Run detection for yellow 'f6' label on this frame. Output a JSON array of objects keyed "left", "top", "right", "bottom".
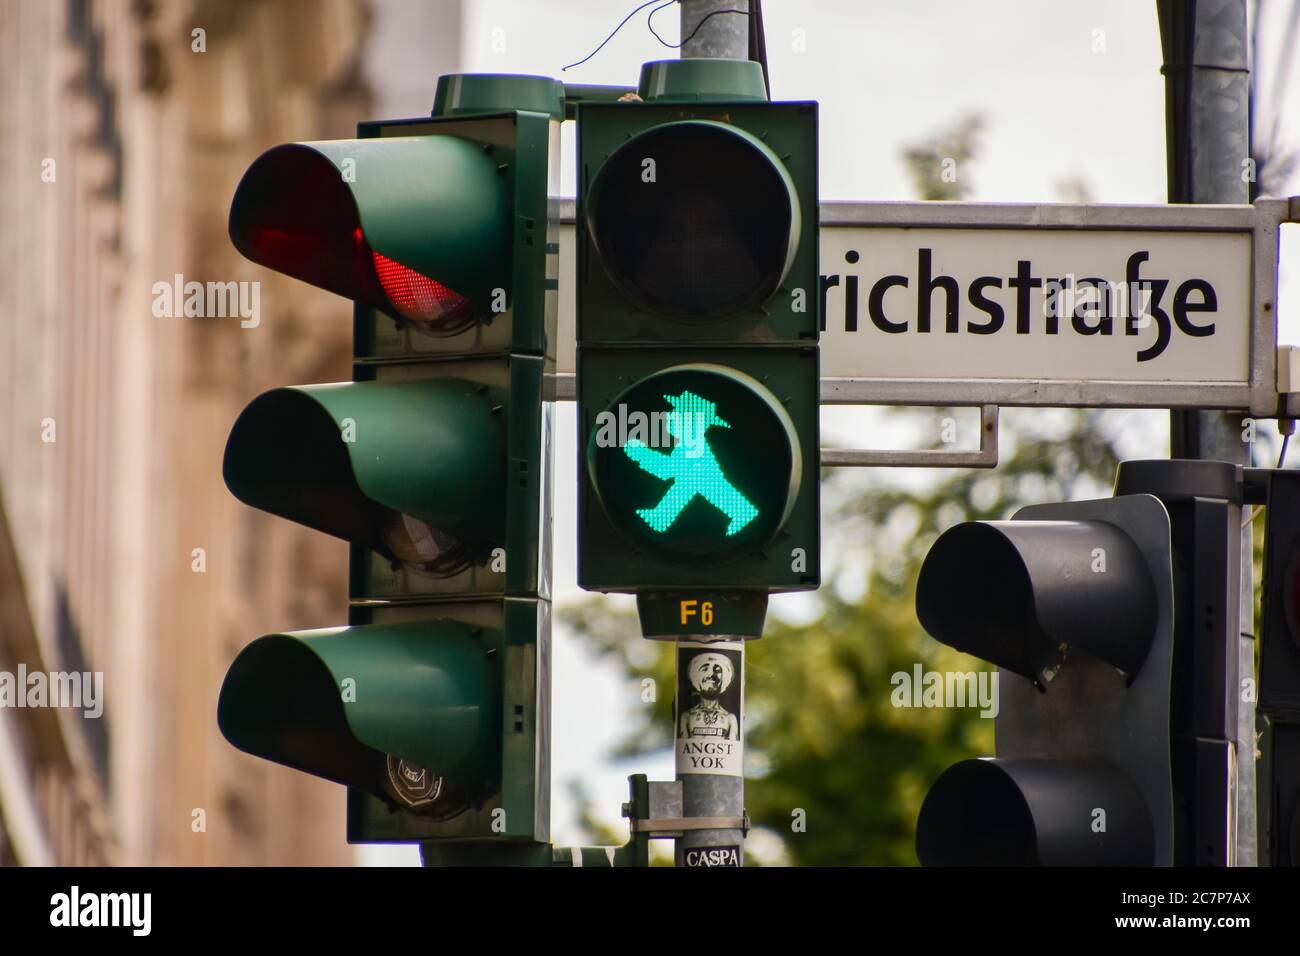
[{"left": 680, "top": 600, "right": 715, "bottom": 626}]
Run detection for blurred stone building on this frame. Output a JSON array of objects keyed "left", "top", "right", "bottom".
[{"left": 0, "top": 0, "right": 379, "bottom": 865}]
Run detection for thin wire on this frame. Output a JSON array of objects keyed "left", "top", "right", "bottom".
[
  {"left": 749, "top": 0, "right": 770, "bottom": 98},
  {"left": 645, "top": 0, "right": 679, "bottom": 47},
  {"left": 649, "top": 2, "right": 752, "bottom": 49},
  {"left": 562, "top": 0, "right": 665, "bottom": 72}
]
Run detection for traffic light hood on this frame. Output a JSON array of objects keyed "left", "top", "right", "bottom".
[
  {"left": 228, "top": 136, "right": 512, "bottom": 332},
  {"left": 222, "top": 379, "right": 506, "bottom": 575},
  {"left": 217, "top": 621, "right": 501, "bottom": 809},
  {"left": 586, "top": 120, "right": 800, "bottom": 321},
  {"left": 916, "top": 519, "right": 1158, "bottom": 685},
  {"left": 916, "top": 758, "right": 1155, "bottom": 866}
]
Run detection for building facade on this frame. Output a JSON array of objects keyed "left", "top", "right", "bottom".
[{"left": 0, "top": 0, "right": 376, "bottom": 865}]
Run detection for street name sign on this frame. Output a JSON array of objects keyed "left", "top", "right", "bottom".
[{"left": 555, "top": 197, "right": 1296, "bottom": 417}]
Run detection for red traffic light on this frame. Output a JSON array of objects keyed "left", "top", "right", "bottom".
[{"left": 228, "top": 137, "right": 511, "bottom": 334}]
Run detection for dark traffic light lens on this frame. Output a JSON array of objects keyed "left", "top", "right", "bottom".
[
  {"left": 1283, "top": 552, "right": 1300, "bottom": 650},
  {"left": 587, "top": 121, "right": 799, "bottom": 321},
  {"left": 587, "top": 364, "right": 800, "bottom": 564},
  {"left": 916, "top": 758, "right": 1155, "bottom": 866}
]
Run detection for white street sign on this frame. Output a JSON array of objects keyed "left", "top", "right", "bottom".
[{"left": 819, "top": 227, "right": 1247, "bottom": 382}]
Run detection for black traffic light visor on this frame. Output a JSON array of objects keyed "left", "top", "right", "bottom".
[
  {"left": 916, "top": 758, "right": 1155, "bottom": 866},
  {"left": 916, "top": 519, "right": 1157, "bottom": 685}
]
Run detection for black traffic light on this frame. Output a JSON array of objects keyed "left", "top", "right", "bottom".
[
  {"left": 1259, "top": 468, "right": 1300, "bottom": 866},
  {"left": 914, "top": 492, "right": 1177, "bottom": 865},
  {"left": 576, "top": 58, "right": 819, "bottom": 634},
  {"left": 216, "top": 73, "right": 563, "bottom": 849}
]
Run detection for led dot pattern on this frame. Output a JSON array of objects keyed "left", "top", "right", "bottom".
[
  {"left": 588, "top": 365, "right": 799, "bottom": 565},
  {"left": 622, "top": 390, "right": 758, "bottom": 536},
  {"left": 372, "top": 248, "right": 473, "bottom": 329}
]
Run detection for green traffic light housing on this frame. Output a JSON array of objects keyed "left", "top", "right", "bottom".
[
  {"left": 223, "top": 353, "right": 547, "bottom": 601},
  {"left": 576, "top": 64, "right": 820, "bottom": 598},
  {"left": 218, "top": 81, "right": 560, "bottom": 853},
  {"left": 218, "top": 619, "right": 500, "bottom": 816}
]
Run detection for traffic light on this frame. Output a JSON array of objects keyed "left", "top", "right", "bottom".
[
  {"left": 576, "top": 58, "right": 820, "bottom": 616},
  {"left": 1258, "top": 468, "right": 1300, "bottom": 866},
  {"left": 913, "top": 492, "right": 1177, "bottom": 866},
  {"left": 216, "top": 73, "right": 563, "bottom": 848}
]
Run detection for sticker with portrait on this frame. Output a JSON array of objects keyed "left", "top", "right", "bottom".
[{"left": 675, "top": 641, "right": 743, "bottom": 776}]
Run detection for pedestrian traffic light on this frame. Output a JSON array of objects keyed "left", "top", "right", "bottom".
[
  {"left": 913, "top": 492, "right": 1177, "bottom": 866},
  {"left": 1258, "top": 468, "right": 1300, "bottom": 866},
  {"left": 576, "top": 59, "right": 819, "bottom": 606},
  {"left": 216, "top": 73, "right": 563, "bottom": 847}
]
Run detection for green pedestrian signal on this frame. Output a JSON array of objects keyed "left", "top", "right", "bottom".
[
  {"left": 624, "top": 389, "right": 758, "bottom": 537},
  {"left": 588, "top": 364, "right": 800, "bottom": 565}
]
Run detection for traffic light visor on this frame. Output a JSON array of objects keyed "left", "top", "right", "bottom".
[
  {"left": 587, "top": 120, "right": 799, "bottom": 320},
  {"left": 916, "top": 758, "right": 1154, "bottom": 866},
  {"left": 229, "top": 137, "right": 512, "bottom": 333},
  {"left": 916, "top": 519, "right": 1157, "bottom": 685},
  {"left": 222, "top": 380, "right": 507, "bottom": 575},
  {"left": 218, "top": 622, "right": 501, "bottom": 810}
]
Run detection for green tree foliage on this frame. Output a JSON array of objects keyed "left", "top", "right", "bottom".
[{"left": 900, "top": 113, "right": 983, "bottom": 200}]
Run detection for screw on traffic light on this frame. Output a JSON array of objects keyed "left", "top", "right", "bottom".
[
  {"left": 215, "top": 74, "right": 564, "bottom": 852},
  {"left": 1258, "top": 467, "right": 1300, "bottom": 866},
  {"left": 914, "top": 491, "right": 1177, "bottom": 866},
  {"left": 576, "top": 58, "right": 820, "bottom": 636}
]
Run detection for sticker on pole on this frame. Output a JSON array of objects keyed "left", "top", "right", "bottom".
[
  {"left": 675, "top": 641, "right": 744, "bottom": 776},
  {"left": 683, "top": 844, "right": 742, "bottom": 868}
]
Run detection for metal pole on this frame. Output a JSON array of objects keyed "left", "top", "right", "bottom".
[
  {"left": 674, "top": 639, "right": 746, "bottom": 867},
  {"left": 680, "top": 0, "right": 749, "bottom": 59},
  {"left": 1158, "top": 0, "right": 1255, "bottom": 865},
  {"left": 670, "top": 2, "right": 750, "bottom": 868}
]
